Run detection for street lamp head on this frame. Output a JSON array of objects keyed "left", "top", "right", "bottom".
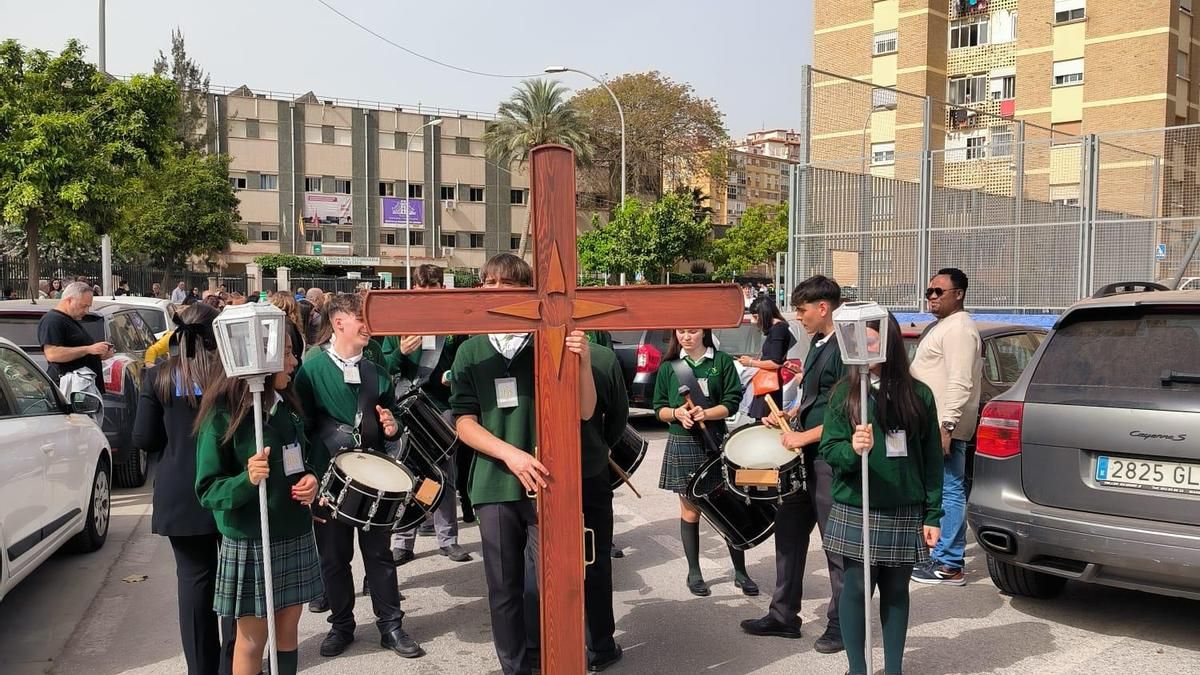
[
  {"left": 544, "top": 65, "right": 569, "bottom": 74},
  {"left": 427, "top": 118, "right": 443, "bottom": 127}
]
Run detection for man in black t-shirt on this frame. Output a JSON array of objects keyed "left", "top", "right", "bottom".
[{"left": 38, "top": 281, "right": 112, "bottom": 383}]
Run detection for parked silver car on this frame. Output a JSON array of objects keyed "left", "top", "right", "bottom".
[{"left": 967, "top": 284, "right": 1200, "bottom": 600}]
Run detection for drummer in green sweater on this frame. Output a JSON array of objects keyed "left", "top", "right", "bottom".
[
  {"left": 449, "top": 253, "right": 608, "bottom": 675},
  {"left": 194, "top": 332, "right": 321, "bottom": 675}
]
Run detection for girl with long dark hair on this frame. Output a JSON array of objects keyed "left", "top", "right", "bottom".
[
  {"left": 132, "top": 302, "right": 235, "bottom": 674},
  {"left": 819, "top": 313, "right": 943, "bottom": 675},
  {"left": 652, "top": 328, "right": 759, "bottom": 597},
  {"left": 740, "top": 296, "right": 796, "bottom": 420}
]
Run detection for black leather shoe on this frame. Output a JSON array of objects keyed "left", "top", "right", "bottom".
[
  {"left": 440, "top": 544, "right": 473, "bottom": 562},
  {"left": 734, "top": 576, "right": 760, "bottom": 596},
  {"left": 362, "top": 574, "right": 370, "bottom": 597},
  {"left": 308, "top": 593, "right": 329, "bottom": 613},
  {"left": 611, "top": 547, "right": 625, "bottom": 559},
  {"left": 392, "top": 548, "right": 414, "bottom": 566},
  {"left": 814, "top": 625, "right": 845, "bottom": 654},
  {"left": 588, "top": 643, "right": 623, "bottom": 672},
  {"left": 320, "top": 630, "right": 355, "bottom": 657},
  {"left": 381, "top": 628, "right": 425, "bottom": 658},
  {"left": 687, "top": 576, "right": 711, "bottom": 597},
  {"left": 739, "top": 616, "right": 802, "bottom": 639}
]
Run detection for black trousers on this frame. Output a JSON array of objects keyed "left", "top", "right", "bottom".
[
  {"left": 455, "top": 445, "right": 473, "bottom": 515},
  {"left": 477, "top": 500, "right": 540, "bottom": 675},
  {"left": 581, "top": 472, "right": 616, "bottom": 656},
  {"left": 314, "top": 518, "right": 404, "bottom": 636},
  {"left": 167, "top": 534, "right": 236, "bottom": 675},
  {"left": 767, "top": 456, "right": 845, "bottom": 631}
]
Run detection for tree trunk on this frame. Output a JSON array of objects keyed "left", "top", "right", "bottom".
[
  {"left": 25, "top": 214, "right": 41, "bottom": 301},
  {"left": 518, "top": 208, "right": 533, "bottom": 258}
]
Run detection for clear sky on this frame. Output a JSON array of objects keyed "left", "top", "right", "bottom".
[{"left": 2, "top": 0, "right": 813, "bottom": 138}]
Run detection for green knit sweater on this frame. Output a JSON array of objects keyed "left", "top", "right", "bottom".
[
  {"left": 293, "top": 349, "right": 396, "bottom": 477},
  {"left": 652, "top": 349, "right": 743, "bottom": 437}
]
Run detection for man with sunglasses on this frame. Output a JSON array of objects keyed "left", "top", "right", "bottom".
[{"left": 909, "top": 267, "right": 982, "bottom": 586}]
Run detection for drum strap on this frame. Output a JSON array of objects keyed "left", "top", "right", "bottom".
[
  {"left": 357, "top": 360, "right": 383, "bottom": 453},
  {"left": 414, "top": 336, "right": 446, "bottom": 387},
  {"left": 671, "top": 359, "right": 723, "bottom": 455}
]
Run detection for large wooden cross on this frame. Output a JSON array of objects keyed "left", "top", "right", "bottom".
[{"left": 365, "top": 144, "right": 743, "bottom": 674}]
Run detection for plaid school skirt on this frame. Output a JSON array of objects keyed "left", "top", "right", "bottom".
[
  {"left": 659, "top": 434, "right": 711, "bottom": 493},
  {"left": 214, "top": 531, "right": 323, "bottom": 618},
  {"left": 823, "top": 501, "right": 930, "bottom": 567}
]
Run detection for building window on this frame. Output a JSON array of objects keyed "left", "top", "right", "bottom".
[
  {"left": 304, "top": 176, "right": 322, "bottom": 192},
  {"left": 259, "top": 229, "right": 279, "bottom": 242},
  {"left": 990, "top": 73, "right": 1016, "bottom": 100},
  {"left": 966, "top": 136, "right": 987, "bottom": 160},
  {"left": 379, "top": 181, "right": 395, "bottom": 196},
  {"left": 950, "top": 16, "right": 989, "bottom": 49},
  {"left": 409, "top": 230, "right": 424, "bottom": 246},
  {"left": 469, "top": 187, "right": 485, "bottom": 202},
  {"left": 408, "top": 183, "right": 423, "bottom": 199},
  {"left": 334, "top": 179, "right": 352, "bottom": 194},
  {"left": 381, "top": 232, "right": 397, "bottom": 246},
  {"left": 948, "top": 74, "right": 987, "bottom": 104},
  {"left": 440, "top": 185, "right": 456, "bottom": 201},
  {"left": 378, "top": 131, "right": 396, "bottom": 150},
  {"left": 873, "top": 31, "right": 898, "bottom": 55},
  {"left": 1053, "top": 0, "right": 1085, "bottom": 23},
  {"left": 1051, "top": 121, "right": 1082, "bottom": 143},
  {"left": 469, "top": 233, "right": 486, "bottom": 248},
  {"left": 1184, "top": 0, "right": 1193, "bottom": 13},
  {"left": 1053, "top": 58, "right": 1084, "bottom": 86},
  {"left": 455, "top": 136, "right": 471, "bottom": 155},
  {"left": 871, "top": 142, "right": 896, "bottom": 166},
  {"left": 440, "top": 233, "right": 457, "bottom": 247},
  {"left": 991, "top": 128, "right": 1014, "bottom": 157},
  {"left": 992, "top": 9, "right": 1018, "bottom": 43},
  {"left": 509, "top": 189, "right": 527, "bottom": 205},
  {"left": 259, "top": 174, "right": 278, "bottom": 190},
  {"left": 510, "top": 236, "right": 521, "bottom": 250},
  {"left": 245, "top": 119, "right": 260, "bottom": 139},
  {"left": 335, "top": 231, "right": 353, "bottom": 243},
  {"left": 1179, "top": 50, "right": 1190, "bottom": 79},
  {"left": 305, "top": 229, "right": 322, "bottom": 242},
  {"left": 1050, "top": 184, "right": 1081, "bottom": 207},
  {"left": 334, "top": 128, "right": 352, "bottom": 146},
  {"left": 321, "top": 125, "right": 335, "bottom": 144},
  {"left": 229, "top": 176, "right": 247, "bottom": 190}
]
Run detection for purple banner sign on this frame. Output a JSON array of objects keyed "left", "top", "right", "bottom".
[{"left": 382, "top": 197, "right": 424, "bottom": 225}]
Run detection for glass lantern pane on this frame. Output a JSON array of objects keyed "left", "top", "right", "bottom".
[
  {"left": 225, "top": 321, "right": 254, "bottom": 370},
  {"left": 262, "top": 318, "right": 280, "bottom": 364},
  {"left": 837, "top": 323, "right": 863, "bottom": 360}
]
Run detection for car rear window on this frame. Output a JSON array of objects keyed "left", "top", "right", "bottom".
[
  {"left": 610, "top": 331, "right": 643, "bottom": 347},
  {"left": 0, "top": 317, "right": 42, "bottom": 347},
  {"left": 1028, "top": 307, "right": 1200, "bottom": 410},
  {"left": 713, "top": 325, "right": 765, "bottom": 357}
]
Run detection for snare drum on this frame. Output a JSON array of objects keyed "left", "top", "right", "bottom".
[
  {"left": 319, "top": 451, "right": 415, "bottom": 530},
  {"left": 721, "top": 424, "right": 806, "bottom": 501},
  {"left": 393, "top": 435, "right": 448, "bottom": 533},
  {"left": 608, "top": 424, "right": 648, "bottom": 492},
  {"left": 396, "top": 389, "right": 460, "bottom": 466},
  {"left": 686, "top": 455, "right": 778, "bottom": 550}
]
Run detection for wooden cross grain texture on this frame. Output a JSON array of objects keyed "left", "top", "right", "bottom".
[{"left": 364, "top": 144, "right": 743, "bottom": 674}]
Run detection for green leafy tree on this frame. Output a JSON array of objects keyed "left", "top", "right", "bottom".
[
  {"left": 253, "top": 254, "right": 323, "bottom": 275},
  {"left": 578, "top": 199, "right": 645, "bottom": 278},
  {"left": 577, "top": 192, "right": 709, "bottom": 283},
  {"left": 113, "top": 152, "right": 243, "bottom": 272},
  {"left": 710, "top": 203, "right": 789, "bottom": 281},
  {"left": 484, "top": 79, "right": 593, "bottom": 255},
  {"left": 152, "top": 28, "right": 212, "bottom": 152},
  {"left": 0, "top": 39, "right": 177, "bottom": 298}
]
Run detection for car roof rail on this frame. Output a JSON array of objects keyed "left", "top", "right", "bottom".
[{"left": 1090, "top": 281, "right": 1170, "bottom": 298}]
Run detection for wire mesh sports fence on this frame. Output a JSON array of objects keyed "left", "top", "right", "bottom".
[{"left": 787, "top": 67, "right": 1200, "bottom": 312}]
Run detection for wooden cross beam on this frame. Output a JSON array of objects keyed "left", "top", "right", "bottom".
[{"left": 365, "top": 144, "right": 743, "bottom": 674}]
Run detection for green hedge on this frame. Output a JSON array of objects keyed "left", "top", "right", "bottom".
[{"left": 253, "top": 254, "right": 324, "bottom": 275}]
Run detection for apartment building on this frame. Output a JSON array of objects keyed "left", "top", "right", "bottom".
[
  {"left": 665, "top": 148, "right": 791, "bottom": 232},
  {"left": 736, "top": 129, "right": 805, "bottom": 162},
  {"left": 206, "top": 85, "right": 535, "bottom": 282}
]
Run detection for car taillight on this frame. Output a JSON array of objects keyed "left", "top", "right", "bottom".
[
  {"left": 636, "top": 343, "right": 661, "bottom": 374},
  {"left": 105, "top": 357, "right": 127, "bottom": 396},
  {"left": 976, "top": 401, "right": 1023, "bottom": 458}
]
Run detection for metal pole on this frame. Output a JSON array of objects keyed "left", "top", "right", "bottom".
[
  {"left": 1013, "top": 122, "right": 1025, "bottom": 307},
  {"left": 404, "top": 119, "right": 440, "bottom": 288},
  {"left": 859, "top": 366, "right": 873, "bottom": 675},
  {"left": 1170, "top": 226, "right": 1200, "bottom": 289},
  {"left": 291, "top": 103, "right": 297, "bottom": 256},
  {"left": 363, "top": 109, "right": 370, "bottom": 261},
  {"left": 546, "top": 67, "right": 625, "bottom": 206},
  {"left": 98, "top": 0, "right": 112, "bottom": 297},
  {"left": 249, "top": 378, "right": 279, "bottom": 674},
  {"left": 98, "top": 0, "right": 105, "bottom": 73}
]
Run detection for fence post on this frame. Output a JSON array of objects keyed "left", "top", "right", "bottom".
[
  {"left": 1080, "top": 134, "right": 1100, "bottom": 299},
  {"left": 1013, "top": 121, "right": 1026, "bottom": 306},
  {"left": 786, "top": 65, "right": 813, "bottom": 311},
  {"left": 246, "top": 263, "right": 262, "bottom": 296},
  {"left": 276, "top": 266, "right": 291, "bottom": 295},
  {"left": 916, "top": 95, "right": 933, "bottom": 310}
]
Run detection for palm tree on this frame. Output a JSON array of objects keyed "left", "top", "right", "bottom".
[{"left": 484, "top": 79, "right": 594, "bottom": 255}]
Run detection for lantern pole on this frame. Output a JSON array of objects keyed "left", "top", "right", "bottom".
[
  {"left": 859, "top": 363, "right": 873, "bottom": 675},
  {"left": 249, "top": 373, "right": 279, "bottom": 674}
]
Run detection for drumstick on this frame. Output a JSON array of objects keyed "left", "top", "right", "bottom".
[
  {"left": 764, "top": 397, "right": 803, "bottom": 454},
  {"left": 608, "top": 457, "right": 643, "bottom": 499},
  {"left": 677, "top": 385, "right": 707, "bottom": 431}
]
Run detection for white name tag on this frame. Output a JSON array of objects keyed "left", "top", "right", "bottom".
[
  {"left": 422, "top": 335, "right": 437, "bottom": 351},
  {"left": 282, "top": 442, "right": 305, "bottom": 476},
  {"left": 495, "top": 377, "right": 519, "bottom": 409},
  {"left": 698, "top": 378, "right": 710, "bottom": 399},
  {"left": 343, "top": 366, "right": 361, "bottom": 384},
  {"left": 886, "top": 430, "right": 908, "bottom": 458}
]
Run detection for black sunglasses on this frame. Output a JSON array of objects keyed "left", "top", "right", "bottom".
[{"left": 925, "top": 287, "right": 962, "bottom": 299}]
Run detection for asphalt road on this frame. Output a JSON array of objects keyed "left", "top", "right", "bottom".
[{"left": 1, "top": 421, "right": 1197, "bottom": 674}]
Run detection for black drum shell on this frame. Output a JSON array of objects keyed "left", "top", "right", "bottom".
[
  {"left": 608, "top": 424, "right": 649, "bottom": 491},
  {"left": 686, "top": 455, "right": 778, "bottom": 550},
  {"left": 320, "top": 452, "right": 413, "bottom": 529}
]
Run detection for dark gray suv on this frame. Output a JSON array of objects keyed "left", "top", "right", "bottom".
[{"left": 967, "top": 287, "right": 1200, "bottom": 600}]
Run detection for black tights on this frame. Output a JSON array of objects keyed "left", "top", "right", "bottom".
[{"left": 839, "top": 559, "right": 911, "bottom": 675}]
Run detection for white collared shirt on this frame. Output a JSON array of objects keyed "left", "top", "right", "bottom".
[
  {"left": 489, "top": 333, "right": 530, "bottom": 360},
  {"left": 325, "top": 337, "right": 364, "bottom": 370}
]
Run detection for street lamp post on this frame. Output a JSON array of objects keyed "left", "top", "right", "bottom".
[
  {"left": 544, "top": 66, "right": 626, "bottom": 207},
  {"left": 405, "top": 118, "right": 442, "bottom": 288}
]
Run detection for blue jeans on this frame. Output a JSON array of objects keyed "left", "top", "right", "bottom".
[{"left": 931, "top": 439, "right": 968, "bottom": 570}]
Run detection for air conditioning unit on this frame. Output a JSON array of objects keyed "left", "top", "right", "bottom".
[
  {"left": 444, "top": 199, "right": 457, "bottom": 210},
  {"left": 443, "top": 247, "right": 455, "bottom": 258}
]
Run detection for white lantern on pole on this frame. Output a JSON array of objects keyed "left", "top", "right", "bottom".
[
  {"left": 212, "top": 302, "right": 287, "bottom": 675},
  {"left": 831, "top": 300, "right": 889, "bottom": 675}
]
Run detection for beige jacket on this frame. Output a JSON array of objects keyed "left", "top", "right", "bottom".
[{"left": 909, "top": 311, "right": 983, "bottom": 441}]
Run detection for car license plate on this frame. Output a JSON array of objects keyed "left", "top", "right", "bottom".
[{"left": 1095, "top": 455, "right": 1200, "bottom": 496}]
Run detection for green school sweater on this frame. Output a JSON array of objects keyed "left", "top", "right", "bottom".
[
  {"left": 450, "top": 336, "right": 536, "bottom": 506},
  {"left": 293, "top": 349, "right": 396, "bottom": 477},
  {"left": 799, "top": 336, "right": 848, "bottom": 434},
  {"left": 194, "top": 400, "right": 315, "bottom": 539},
  {"left": 380, "top": 334, "right": 463, "bottom": 411},
  {"left": 583, "top": 343, "right": 629, "bottom": 479},
  {"left": 652, "top": 350, "right": 743, "bottom": 437},
  {"left": 819, "top": 380, "right": 945, "bottom": 526}
]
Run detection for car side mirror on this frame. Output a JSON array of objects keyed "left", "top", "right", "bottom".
[{"left": 70, "top": 391, "right": 103, "bottom": 415}]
